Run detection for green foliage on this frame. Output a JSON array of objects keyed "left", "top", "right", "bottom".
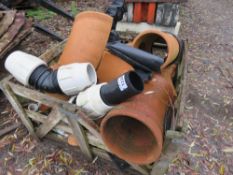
[
  {"left": 26, "top": 8, "right": 55, "bottom": 20},
  {"left": 70, "top": 1, "right": 78, "bottom": 16}
]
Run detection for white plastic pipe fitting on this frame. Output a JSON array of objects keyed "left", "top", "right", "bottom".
[
  {"left": 76, "top": 84, "right": 113, "bottom": 120},
  {"left": 5, "top": 51, "right": 97, "bottom": 96},
  {"left": 5, "top": 51, "right": 46, "bottom": 86},
  {"left": 57, "top": 63, "right": 97, "bottom": 96}
]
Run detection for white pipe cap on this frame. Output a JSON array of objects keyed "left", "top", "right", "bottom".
[
  {"left": 57, "top": 63, "right": 97, "bottom": 96},
  {"left": 5, "top": 51, "right": 46, "bottom": 86},
  {"left": 76, "top": 84, "right": 113, "bottom": 120}
]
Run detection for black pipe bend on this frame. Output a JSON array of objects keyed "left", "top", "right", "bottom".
[{"left": 29, "top": 65, "right": 62, "bottom": 93}]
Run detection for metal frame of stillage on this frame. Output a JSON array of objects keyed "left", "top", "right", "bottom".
[{"left": 0, "top": 39, "right": 188, "bottom": 175}]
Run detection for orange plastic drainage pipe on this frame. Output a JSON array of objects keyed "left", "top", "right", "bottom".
[
  {"left": 100, "top": 68, "right": 175, "bottom": 165},
  {"left": 97, "top": 51, "right": 134, "bottom": 83},
  {"left": 58, "top": 11, "right": 113, "bottom": 68},
  {"left": 132, "top": 29, "right": 180, "bottom": 69}
]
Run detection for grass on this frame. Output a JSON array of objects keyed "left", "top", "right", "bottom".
[
  {"left": 26, "top": 1, "right": 78, "bottom": 20},
  {"left": 26, "top": 7, "right": 56, "bottom": 20},
  {"left": 70, "top": 1, "right": 78, "bottom": 16}
]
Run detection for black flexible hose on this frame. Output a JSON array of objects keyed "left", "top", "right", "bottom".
[
  {"left": 29, "top": 65, "right": 62, "bottom": 93},
  {"left": 100, "top": 71, "right": 144, "bottom": 106}
]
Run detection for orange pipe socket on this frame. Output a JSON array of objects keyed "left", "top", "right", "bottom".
[
  {"left": 100, "top": 70, "right": 175, "bottom": 165},
  {"left": 132, "top": 29, "right": 180, "bottom": 69},
  {"left": 133, "top": 3, "right": 156, "bottom": 24},
  {"left": 97, "top": 51, "right": 134, "bottom": 82},
  {"left": 68, "top": 135, "right": 79, "bottom": 147},
  {"left": 58, "top": 11, "right": 113, "bottom": 68}
]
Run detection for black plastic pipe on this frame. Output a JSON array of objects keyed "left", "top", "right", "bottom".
[
  {"left": 107, "top": 42, "right": 164, "bottom": 72},
  {"left": 37, "top": 0, "right": 74, "bottom": 21},
  {"left": 29, "top": 65, "right": 62, "bottom": 93},
  {"left": 34, "top": 23, "right": 65, "bottom": 41},
  {"left": 100, "top": 71, "right": 144, "bottom": 106}
]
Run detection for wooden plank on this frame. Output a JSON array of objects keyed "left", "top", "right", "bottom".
[
  {"left": 0, "top": 122, "right": 22, "bottom": 137},
  {"left": 45, "top": 132, "right": 68, "bottom": 144},
  {"left": 92, "top": 147, "right": 112, "bottom": 161},
  {"left": 166, "top": 130, "right": 184, "bottom": 139},
  {"left": 36, "top": 107, "right": 63, "bottom": 138},
  {"left": 175, "top": 42, "right": 188, "bottom": 127},
  {"left": 0, "top": 83, "right": 39, "bottom": 140},
  {"left": 0, "top": 11, "right": 16, "bottom": 37},
  {"left": 150, "top": 138, "right": 181, "bottom": 175},
  {"left": 26, "top": 110, "right": 107, "bottom": 150},
  {"left": 0, "top": 12, "right": 26, "bottom": 53},
  {"left": 0, "top": 75, "right": 13, "bottom": 86},
  {"left": 39, "top": 39, "right": 66, "bottom": 63},
  {"left": 0, "top": 22, "right": 33, "bottom": 59},
  {"left": 128, "top": 163, "right": 150, "bottom": 175},
  {"left": 64, "top": 109, "right": 92, "bottom": 159},
  {"left": 91, "top": 148, "right": 150, "bottom": 175}
]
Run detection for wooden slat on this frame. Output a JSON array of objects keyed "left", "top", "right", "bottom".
[
  {"left": 150, "top": 138, "right": 181, "bottom": 175},
  {"left": 92, "top": 148, "right": 150, "bottom": 175},
  {"left": 128, "top": 163, "right": 150, "bottom": 175},
  {"left": 26, "top": 110, "right": 107, "bottom": 150},
  {"left": 39, "top": 39, "right": 66, "bottom": 63},
  {"left": 0, "top": 122, "right": 22, "bottom": 137},
  {"left": 166, "top": 130, "right": 184, "bottom": 139},
  {"left": 64, "top": 109, "right": 92, "bottom": 159},
  {"left": 36, "top": 107, "right": 63, "bottom": 138},
  {"left": 4, "top": 81, "right": 100, "bottom": 138},
  {"left": 25, "top": 106, "right": 149, "bottom": 174},
  {"left": 0, "top": 83, "right": 39, "bottom": 140},
  {"left": 175, "top": 41, "right": 188, "bottom": 128}
]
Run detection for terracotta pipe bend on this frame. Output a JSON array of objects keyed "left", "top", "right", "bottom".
[
  {"left": 58, "top": 11, "right": 113, "bottom": 68},
  {"left": 100, "top": 72, "right": 175, "bottom": 165},
  {"left": 132, "top": 29, "right": 180, "bottom": 69}
]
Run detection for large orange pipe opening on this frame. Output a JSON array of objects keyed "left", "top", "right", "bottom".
[{"left": 101, "top": 71, "right": 176, "bottom": 164}]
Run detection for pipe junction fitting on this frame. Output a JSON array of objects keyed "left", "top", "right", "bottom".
[
  {"left": 58, "top": 11, "right": 113, "bottom": 68},
  {"left": 5, "top": 51, "right": 97, "bottom": 96},
  {"left": 100, "top": 71, "right": 175, "bottom": 165},
  {"left": 132, "top": 29, "right": 180, "bottom": 69},
  {"left": 76, "top": 71, "right": 144, "bottom": 120}
]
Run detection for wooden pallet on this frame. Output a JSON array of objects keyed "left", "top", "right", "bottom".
[{"left": 0, "top": 39, "right": 188, "bottom": 175}]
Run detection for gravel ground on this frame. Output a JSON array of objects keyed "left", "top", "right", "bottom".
[{"left": 167, "top": 0, "right": 233, "bottom": 174}]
